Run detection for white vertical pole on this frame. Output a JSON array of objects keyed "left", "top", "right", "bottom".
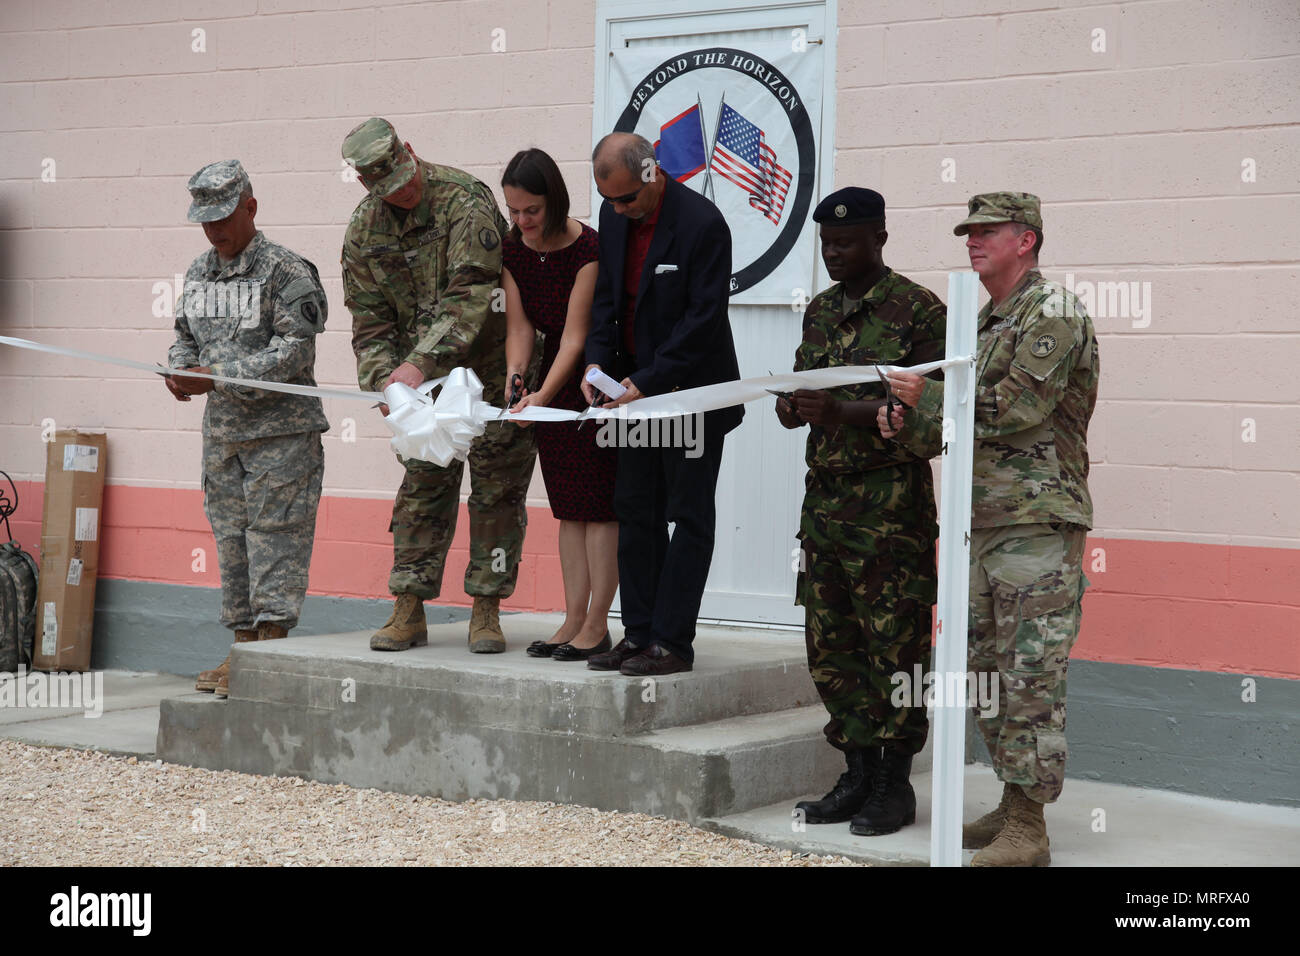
[{"left": 929, "top": 271, "right": 980, "bottom": 867}]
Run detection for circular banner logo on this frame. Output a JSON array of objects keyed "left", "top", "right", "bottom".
[{"left": 615, "top": 47, "right": 816, "bottom": 296}]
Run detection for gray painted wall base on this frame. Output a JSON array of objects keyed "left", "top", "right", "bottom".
[
  {"left": 156, "top": 624, "right": 886, "bottom": 824},
  {"left": 964, "top": 659, "right": 1298, "bottom": 807},
  {"left": 91, "top": 579, "right": 466, "bottom": 676}
]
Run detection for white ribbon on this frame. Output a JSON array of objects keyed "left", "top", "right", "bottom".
[{"left": 0, "top": 334, "right": 971, "bottom": 468}]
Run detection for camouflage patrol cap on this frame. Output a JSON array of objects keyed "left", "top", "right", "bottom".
[
  {"left": 186, "top": 159, "right": 251, "bottom": 223},
  {"left": 953, "top": 191, "right": 1043, "bottom": 235},
  {"left": 342, "top": 117, "right": 416, "bottom": 198}
]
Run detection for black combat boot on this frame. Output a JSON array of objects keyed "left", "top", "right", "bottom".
[
  {"left": 795, "top": 748, "right": 881, "bottom": 824},
  {"left": 849, "top": 745, "right": 916, "bottom": 836}
]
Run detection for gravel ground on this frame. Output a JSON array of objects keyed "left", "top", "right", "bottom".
[{"left": 0, "top": 740, "right": 856, "bottom": 867}]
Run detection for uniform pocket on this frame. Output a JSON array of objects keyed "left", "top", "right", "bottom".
[
  {"left": 1036, "top": 730, "right": 1068, "bottom": 762},
  {"left": 992, "top": 568, "right": 1077, "bottom": 672},
  {"left": 244, "top": 439, "right": 321, "bottom": 534}
]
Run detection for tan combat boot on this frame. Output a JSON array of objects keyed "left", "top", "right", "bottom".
[
  {"left": 197, "top": 629, "right": 257, "bottom": 693},
  {"left": 963, "top": 782, "right": 1016, "bottom": 849},
  {"left": 970, "top": 785, "right": 1051, "bottom": 867},
  {"left": 468, "top": 596, "right": 505, "bottom": 653},
  {"left": 370, "top": 594, "right": 428, "bottom": 651},
  {"left": 258, "top": 623, "right": 288, "bottom": 641}
]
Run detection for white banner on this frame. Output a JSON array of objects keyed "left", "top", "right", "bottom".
[{"left": 607, "top": 44, "right": 821, "bottom": 304}]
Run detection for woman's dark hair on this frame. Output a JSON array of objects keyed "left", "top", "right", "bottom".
[{"left": 501, "top": 148, "right": 569, "bottom": 241}]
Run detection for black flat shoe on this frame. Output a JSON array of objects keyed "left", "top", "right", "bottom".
[
  {"left": 552, "top": 631, "right": 612, "bottom": 661},
  {"left": 526, "top": 639, "right": 570, "bottom": 658}
]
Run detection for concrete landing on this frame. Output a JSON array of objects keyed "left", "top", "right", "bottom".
[
  {"left": 705, "top": 766, "right": 1300, "bottom": 867},
  {"left": 156, "top": 615, "right": 891, "bottom": 824}
]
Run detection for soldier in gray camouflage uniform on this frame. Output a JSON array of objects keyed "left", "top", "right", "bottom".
[
  {"left": 340, "top": 118, "right": 536, "bottom": 654},
  {"left": 167, "top": 159, "right": 329, "bottom": 699},
  {"left": 883, "top": 192, "right": 1099, "bottom": 866}
]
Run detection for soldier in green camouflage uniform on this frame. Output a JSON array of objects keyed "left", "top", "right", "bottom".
[
  {"left": 884, "top": 192, "right": 1099, "bottom": 866},
  {"left": 340, "top": 118, "right": 536, "bottom": 654},
  {"left": 166, "top": 159, "right": 329, "bottom": 698},
  {"left": 777, "top": 188, "right": 947, "bottom": 837}
]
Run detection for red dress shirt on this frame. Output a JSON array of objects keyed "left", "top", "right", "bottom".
[{"left": 622, "top": 186, "right": 666, "bottom": 358}]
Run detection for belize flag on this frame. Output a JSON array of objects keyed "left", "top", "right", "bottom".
[{"left": 654, "top": 104, "right": 708, "bottom": 183}]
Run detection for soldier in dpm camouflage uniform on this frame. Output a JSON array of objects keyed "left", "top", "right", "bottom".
[
  {"left": 340, "top": 118, "right": 536, "bottom": 654},
  {"left": 774, "top": 188, "right": 947, "bottom": 837},
  {"left": 883, "top": 192, "right": 1100, "bottom": 866},
  {"left": 166, "top": 160, "right": 329, "bottom": 699}
]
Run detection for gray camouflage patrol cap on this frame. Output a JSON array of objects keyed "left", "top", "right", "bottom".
[
  {"left": 186, "top": 159, "right": 251, "bottom": 223},
  {"left": 342, "top": 117, "right": 416, "bottom": 198},
  {"left": 953, "top": 191, "right": 1043, "bottom": 235}
]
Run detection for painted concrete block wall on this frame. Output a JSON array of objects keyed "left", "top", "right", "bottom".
[
  {"left": 836, "top": 0, "right": 1300, "bottom": 680},
  {"left": 0, "top": 1, "right": 1296, "bottom": 680}
]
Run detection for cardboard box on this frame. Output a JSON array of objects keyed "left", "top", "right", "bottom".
[{"left": 32, "top": 431, "right": 107, "bottom": 673}]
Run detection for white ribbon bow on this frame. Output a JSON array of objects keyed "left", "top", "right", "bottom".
[{"left": 383, "top": 368, "right": 500, "bottom": 467}]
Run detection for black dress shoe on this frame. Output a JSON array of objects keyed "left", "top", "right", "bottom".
[
  {"left": 619, "top": 643, "right": 692, "bottom": 676},
  {"left": 526, "top": 640, "right": 569, "bottom": 658},
  {"left": 586, "top": 637, "right": 644, "bottom": 671},
  {"left": 552, "top": 631, "right": 612, "bottom": 661}
]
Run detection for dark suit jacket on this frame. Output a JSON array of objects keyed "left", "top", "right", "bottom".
[{"left": 586, "top": 176, "right": 744, "bottom": 435}]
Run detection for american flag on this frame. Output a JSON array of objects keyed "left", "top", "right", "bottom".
[{"left": 709, "top": 103, "right": 792, "bottom": 225}]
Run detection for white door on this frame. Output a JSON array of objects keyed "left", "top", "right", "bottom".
[{"left": 595, "top": 0, "right": 837, "bottom": 626}]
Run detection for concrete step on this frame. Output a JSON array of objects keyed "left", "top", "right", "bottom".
[
  {"left": 704, "top": 767, "right": 1300, "bottom": 866},
  {"left": 155, "top": 616, "right": 937, "bottom": 824},
  {"left": 159, "top": 693, "right": 848, "bottom": 823},
  {"left": 216, "top": 618, "right": 821, "bottom": 735}
]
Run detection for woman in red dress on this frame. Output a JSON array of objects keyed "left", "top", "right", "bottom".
[{"left": 500, "top": 149, "right": 618, "bottom": 661}]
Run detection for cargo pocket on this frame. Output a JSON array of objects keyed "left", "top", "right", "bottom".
[
  {"left": 1020, "top": 570, "right": 1077, "bottom": 672},
  {"left": 246, "top": 446, "right": 318, "bottom": 535},
  {"left": 1036, "top": 730, "right": 1068, "bottom": 762},
  {"left": 989, "top": 567, "right": 1076, "bottom": 673}
]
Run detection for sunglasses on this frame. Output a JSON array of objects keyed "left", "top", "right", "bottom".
[{"left": 599, "top": 183, "right": 647, "bottom": 206}]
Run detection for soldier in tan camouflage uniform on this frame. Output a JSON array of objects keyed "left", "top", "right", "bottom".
[
  {"left": 883, "top": 192, "right": 1100, "bottom": 866},
  {"left": 166, "top": 159, "right": 329, "bottom": 699},
  {"left": 776, "top": 188, "right": 947, "bottom": 837},
  {"left": 340, "top": 118, "right": 536, "bottom": 654}
]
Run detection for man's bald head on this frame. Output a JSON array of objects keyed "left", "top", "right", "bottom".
[
  {"left": 592, "top": 132, "right": 665, "bottom": 221},
  {"left": 592, "top": 133, "right": 656, "bottom": 180}
]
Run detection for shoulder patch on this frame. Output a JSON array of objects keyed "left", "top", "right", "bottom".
[
  {"left": 478, "top": 226, "right": 500, "bottom": 252},
  {"left": 281, "top": 276, "right": 320, "bottom": 304},
  {"left": 1030, "top": 333, "right": 1057, "bottom": 358}
]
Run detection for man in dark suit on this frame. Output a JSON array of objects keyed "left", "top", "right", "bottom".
[{"left": 581, "top": 132, "right": 744, "bottom": 677}]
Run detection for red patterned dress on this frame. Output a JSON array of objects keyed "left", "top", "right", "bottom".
[{"left": 502, "top": 222, "right": 617, "bottom": 521}]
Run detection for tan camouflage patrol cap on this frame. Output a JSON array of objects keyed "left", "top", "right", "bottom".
[
  {"left": 342, "top": 117, "right": 416, "bottom": 198},
  {"left": 186, "top": 159, "right": 251, "bottom": 223},
  {"left": 953, "top": 191, "right": 1043, "bottom": 236}
]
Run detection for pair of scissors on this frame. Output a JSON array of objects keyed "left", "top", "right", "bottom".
[
  {"left": 764, "top": 370, "right": 795, "bottom": 402},
  {"left": 576, "top": 390, "right": 607, "bottom": 432},
  {"left": 499, "top": 373, "right": 524, "bottom": 421},
  {"left": 875, "top": 365, "right": 898, "bottom": 423}
]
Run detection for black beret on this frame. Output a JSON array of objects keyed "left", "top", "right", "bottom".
[{"left": 813, "top": 187, "right": 885, "bottom": 226}]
